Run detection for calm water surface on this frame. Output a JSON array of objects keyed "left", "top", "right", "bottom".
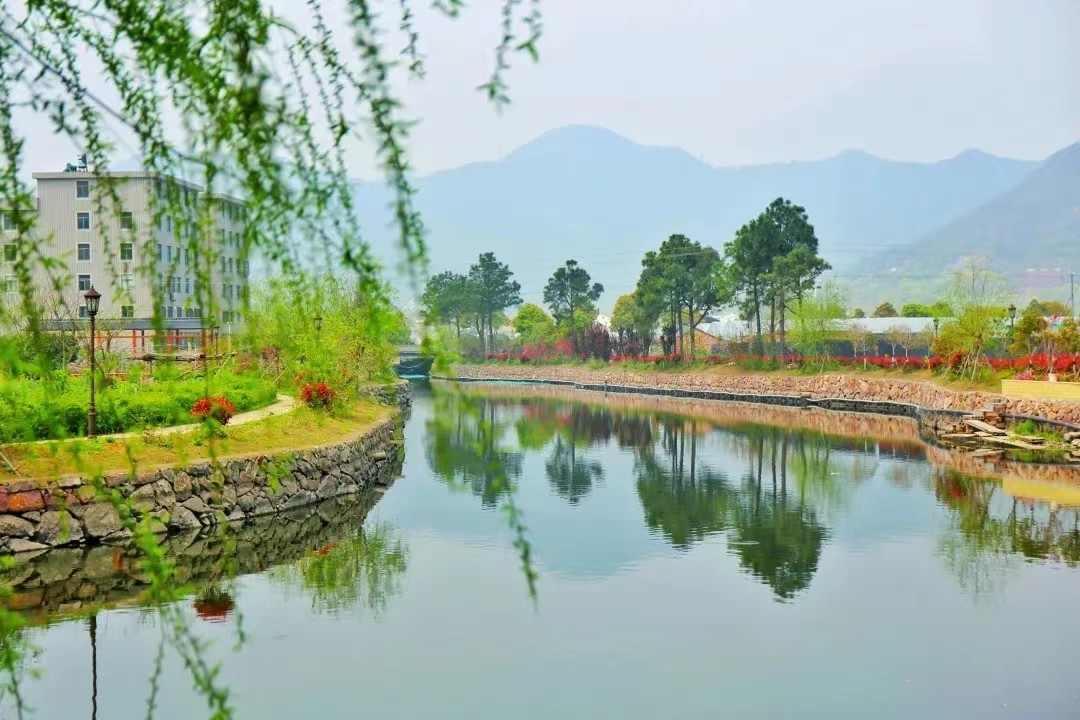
[{"left": 5, "top": 381, "right": 1080, "bottom": 719}]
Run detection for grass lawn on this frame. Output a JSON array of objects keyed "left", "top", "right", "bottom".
[{"left": 0, "top": 400, "right": 390, "bottom": 483}]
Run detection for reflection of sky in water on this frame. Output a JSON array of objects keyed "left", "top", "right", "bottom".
[{"left": 8, "top": 382, "right": 1080, "bottom": 719}]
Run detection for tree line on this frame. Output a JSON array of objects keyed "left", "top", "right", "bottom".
[
  {"left": 422, "top": 198, "right": 1076, "bottom": 372},
  {"left": 423, "top": 196, "right": 833, "bottom": 360}
]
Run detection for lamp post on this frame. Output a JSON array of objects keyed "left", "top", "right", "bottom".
[
  {"left": 211, "top": 324, "right": 220, "bottom": 357},
  {"left": 1007, "top": 303, "right": 1017, "bottom": 360},
  {"left": 84, "top": 285, "right": 101, "bottom": 438}
]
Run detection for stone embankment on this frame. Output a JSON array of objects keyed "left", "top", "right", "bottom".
[
  {"left": 450, "top": 365, "right": 1080, "bottom": 427},
  {"left": 0, "top": 380, "right": 413, "bottom": 553}
]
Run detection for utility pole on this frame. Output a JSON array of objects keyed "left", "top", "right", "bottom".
[{"left": 1070, "top": 271, "right": 1075, "bottom": 319}]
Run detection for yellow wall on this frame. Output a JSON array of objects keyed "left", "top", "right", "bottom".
[{"left": 1001, "top": 379, "right": 1080, "bottom": 401}]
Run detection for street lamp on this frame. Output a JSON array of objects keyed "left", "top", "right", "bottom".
[
  {"left": 84, "top": 285, "right": 101, "bottom": 438},
  {"left": 211, "top": 324, "right": 220, "bottom": 356},
  {"left": 1007, "top": 303, "right": 1017, "bottom": 330},
  {"left": 313, "top": 314, "right": 323, "bottom": 334},
  {"left": 932, "top": 317, "right": 939, "bottom": 335}
]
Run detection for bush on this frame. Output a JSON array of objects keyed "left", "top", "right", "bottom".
[
  {"left": 300, "top": 382, "right": 337, "bottom": 409},
  {"left": 191, "top": 396, "right": 237, "bottom": 426}
]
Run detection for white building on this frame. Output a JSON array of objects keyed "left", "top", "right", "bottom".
[{"left": 1, "top": 166, "right": 249, "bottom": 333}]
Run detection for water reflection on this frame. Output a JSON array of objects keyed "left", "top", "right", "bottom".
[
  {"left": 0, "top": 492, "right": 407, "bottom": 624},
  {"left": 425, "top": 383, "right": 1080, "bottom": 600},
  {"left": 635, "top": 419, "right": 827, "bottom": 599},
  {"left": 425, "top": 392, "right": 523, "bottom": 507},
  {"left": 270, "top": 521, "right": 407, "bottom": 617},
  {"left": 934, "top": 470, "right": 1080, "bottom": 595}
]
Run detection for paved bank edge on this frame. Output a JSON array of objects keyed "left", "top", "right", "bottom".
[{"left": 439, "top": 366, "right": 1080, "bottom": 431}]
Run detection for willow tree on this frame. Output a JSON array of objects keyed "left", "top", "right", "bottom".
[{"left": 0, "top": 2, "right": 544, "bottom": 716}]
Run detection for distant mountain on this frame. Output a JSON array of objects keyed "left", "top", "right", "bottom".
[
  {"left": 353, "top": 125, "right": 1038, "bottom": 308},
  {"left": 848, "top": 142, "right": 1080, "bottom": 304}
]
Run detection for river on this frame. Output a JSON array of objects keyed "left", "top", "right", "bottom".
[{"left": 3, "top": 380, "right": 1080, "bottom": 719}]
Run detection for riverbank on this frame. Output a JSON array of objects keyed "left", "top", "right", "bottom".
[
  {"left": 449, "top": 364, "right": 1080, "bottom": 427},
  {"left": 0, "top": 380, "right": 413, "bottom": 552}
]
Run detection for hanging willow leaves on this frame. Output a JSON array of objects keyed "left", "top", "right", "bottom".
[{"left": 0, "top": 1, "right": 544, "bottom": 717}]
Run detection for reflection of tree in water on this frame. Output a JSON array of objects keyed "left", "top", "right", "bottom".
[
  {"left": 272, "top": 522, "right": 408, "bottom": 617},
  {"left": 425, "top": 392, "right": 523, "bottom": 507},
  {"left": 934, "top": 470, "right": 1080, "bottom": 596},
  {"left": 729, "top": 432, "right": 827, "bottom": 600},
  {"left": 545, "top": 436, "right": 604, "bottom": 504},
  {"left": 635, "top": 418, "right": 827, "bottom": 600}
]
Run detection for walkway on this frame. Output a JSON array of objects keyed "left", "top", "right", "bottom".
[{"left": 20, "top": 394, "right": 298, "bottom": 446}]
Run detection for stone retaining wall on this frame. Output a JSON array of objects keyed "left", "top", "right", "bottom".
[
  {"left": 450, "top": 365, "right": 1080, "bottom": 428},
  {"left": 362, "top": 378, "right": 413, "bottom": 415},
  {"left": 0, "top": 414, "right": 403, "bottom": 554}
]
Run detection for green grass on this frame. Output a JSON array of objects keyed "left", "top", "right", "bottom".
[
  {"left": 0, "top": 399, "right": 389, "bottom": 482},
  {"left": 0, "top": 370, "right": 279, "bottom": 443}
]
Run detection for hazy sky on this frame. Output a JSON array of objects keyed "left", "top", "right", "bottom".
[
  {"left": 15, "top": 0, "right": 1080, "bottom": 177},
  {"left": 381, "top": 0, "right": 1079, "bottom": 173}
]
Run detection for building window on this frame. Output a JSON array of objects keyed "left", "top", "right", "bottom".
[
  {"left": 167, "top": 306, "right": 174, "bottom": 319},
  {"left": 165, "top": 216, "right": 172, "bottom": 233},
  {"left": 120, "top": 274, "right": 134, "bottom": 292},
  {"left": 227, "top": 257, "right": 234, "bottom": 273},
  {"left": 78, "top": 274, "right": 91, "bottom": 291},
  {"left": 156, "top": 244, "right": 162, "bottom": 262},
  {"left": 121, "top": 305, "right": 134, "bottom": 318},
  {"left": 158, "top": 273, "right": 164, "bottom": 288},
  {"left": 79, "top": 305, "right": 88, "bottom": 319},
  {"left": 76, "top": 180, "right": 90, "bottom": 198},
  {"left": 120, "top": 242, "right": 133, "bottom": 261},
  {"left": 1, "top": 276, "right": 15, "bottom": 293},
  {"left": 184, "top": 277, "right": 191, "bottom": 294},
  {"left": 120, "top": 212, "right": 134, "bottom": 230},
  {"left": 77, "top": 243, "right": 91, "bottom": 262},
  {"left": 3, "top": 244, "right": 14, "bottom": 262},
  {"left": 76, "top": 212, "right": 90, "bottom": 230},
  {"left": 167, "top": 245, "right": 172, "bottom": 262},
  {"left": 1, "top": 214, "right": 13, "bottom": 231}
]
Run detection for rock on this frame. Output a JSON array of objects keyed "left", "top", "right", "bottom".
[
  {"left": 0, "top": 514, "right": 36, "bottom": 538},
  {"left": 8, "top": 538, "right": 48, "bottom": 555},
  {"left": 129, "top": 484, "right": 158, "bottom": 513},
  {"left": 35, "top": 511, "right": 85, "bottom": 546},
  {"left": 168, "top": 505, "right": 201, "bottom": 530},
  {"left": 316, "top": 476, "right": 339, "bottom": 498},
  {"left": 82, "top": 504, "right": 123, "bottom": 539},
  {"left": 7, "top": 491, "right": 44, "bottom": 513},
  {"left": 182, "top": 496, "right": 211, "bottom": 515},
  {"left": 282, "top": 491, "right": 318, "bottom": 511},
  {"left": 174, "top": 473, "right": 193, "bottom": 500}
]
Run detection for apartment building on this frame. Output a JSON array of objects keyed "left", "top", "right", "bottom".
[{"left": 1, "top": 167, "right": 249, "bottom": 329}]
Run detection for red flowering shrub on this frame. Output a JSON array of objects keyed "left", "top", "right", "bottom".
[
  {"left": 301, "top": 382, "right": 337, "bottom": 408},
  {"left": 191, "top": 396, "right": 236, "bottom": 425}
]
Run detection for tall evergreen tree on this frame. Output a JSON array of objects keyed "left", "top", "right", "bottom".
[
  {"left": 543, "top": 260, "right": 603, "bottom": 353},
  {"left": 468, "top": 253, "right": 522, "bottom": 353}
]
